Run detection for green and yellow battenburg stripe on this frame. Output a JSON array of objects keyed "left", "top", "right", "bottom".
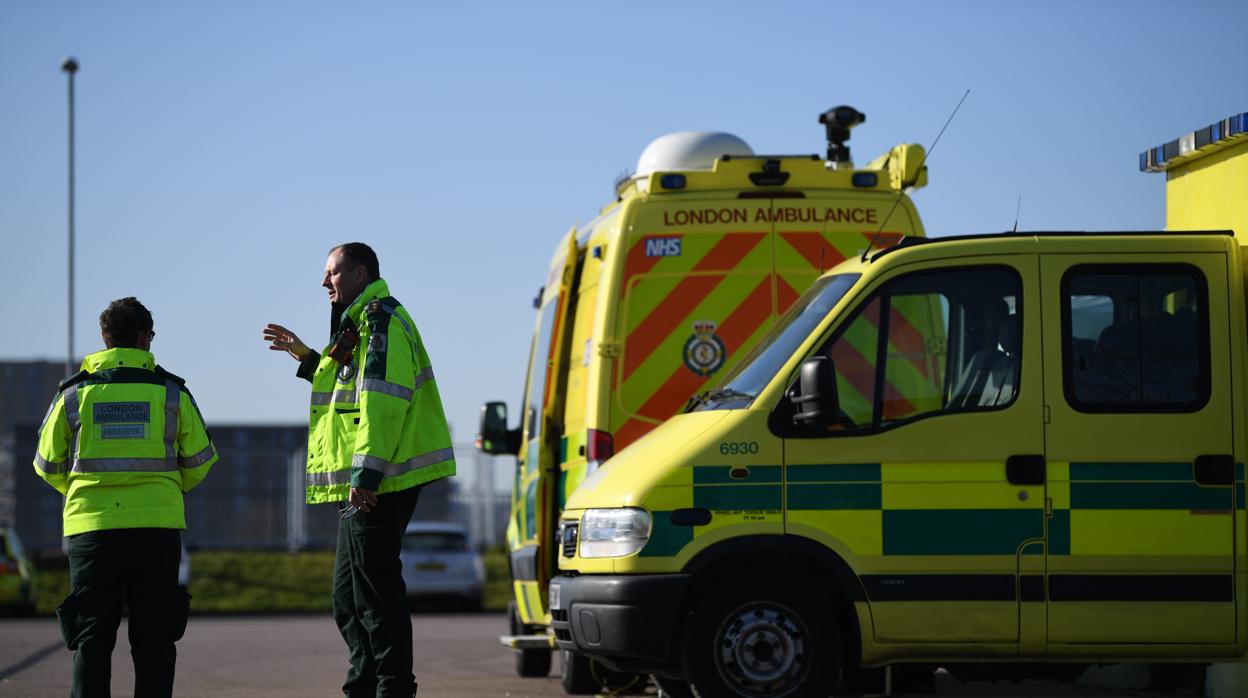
[{"left": 636, "top": 461, "right": 1244, "bottom": 562}]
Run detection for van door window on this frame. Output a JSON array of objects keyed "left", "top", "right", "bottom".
[
  {"left": 1061, "top": 265, "right": 1209, "bottom": 411},
  {"left": 820, "top": 266, "right": 1020, "bottom": 432}
]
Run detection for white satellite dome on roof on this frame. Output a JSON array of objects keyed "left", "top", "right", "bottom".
[{"left": 634, "top": 132, "right": 753, "bottom": 180}]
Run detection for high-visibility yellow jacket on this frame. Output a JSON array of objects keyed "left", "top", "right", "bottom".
[
  {"left": 301, "top": 278, "right": 455, "bottom": 503},
  {"left": 33, "top": 348, "right": 218, "bottom": 536}
]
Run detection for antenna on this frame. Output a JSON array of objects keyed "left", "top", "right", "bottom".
[
  {"left": 1012, "top": 195, "right": 1022, "bottom": 234},
  {"left": 860, "top": 89, "right": 971, "bottom": 262}
]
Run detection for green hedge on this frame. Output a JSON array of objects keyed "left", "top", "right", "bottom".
[{"left": 37, "top": 548, "right": 512, "bottom": 615}]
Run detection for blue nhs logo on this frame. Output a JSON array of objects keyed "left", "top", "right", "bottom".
[{"left": 644, "top": 237, "right": 682, "bottom": 257}]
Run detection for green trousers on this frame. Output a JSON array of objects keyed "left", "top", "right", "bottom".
[
  {"left": 58, "top": 529, "right": 187, "bottom": 698},
  {"left": 332, "top": 485, "right": 422, "bottom": 697}
]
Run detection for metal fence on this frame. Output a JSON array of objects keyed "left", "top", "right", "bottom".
[{"left": 2, "top": 423, "right": 510, "bottom": 553}]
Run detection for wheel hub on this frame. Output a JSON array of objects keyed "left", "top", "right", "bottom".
[{"left": 716, "top": 603, "right": 806, "bottom": 694}]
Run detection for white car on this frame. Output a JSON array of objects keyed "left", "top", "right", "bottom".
[{"left": 400, "top": 522, "right": 485, "bottom": 610}]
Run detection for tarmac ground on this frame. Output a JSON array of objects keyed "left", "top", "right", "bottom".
[{"left": 0, "top": 612, "right": 1196, "bottom": 697}]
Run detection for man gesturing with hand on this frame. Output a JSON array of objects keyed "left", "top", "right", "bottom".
[{"left": 264, "top": 242, "right": 455, "bottom": 697}]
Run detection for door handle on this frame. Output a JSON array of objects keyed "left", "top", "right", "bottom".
[
  {"left": 1194, "top": 455, "right": 1234, "bottom": 486},
  {"left": 1006, "top": 455, "right": 1046, "bottom": 486}
]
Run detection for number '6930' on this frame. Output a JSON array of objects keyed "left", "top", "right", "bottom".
[{"left": 719, "top": 441, "right": 759, "bottom": 456}]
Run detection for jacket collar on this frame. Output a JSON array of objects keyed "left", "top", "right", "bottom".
[
  {"left": 82, "top": 348, "right": 157, "bottom": 372},
  {"left": 339, "top": 278, "right": 391, "bottom": 327}
]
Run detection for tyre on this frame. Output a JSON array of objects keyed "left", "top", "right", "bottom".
[
  {"left": 508, "top": 601, "right": 552, "bottom": 678},
  {"left": 560, "top": 650, "right": 599, "bottom": 694},
  {"left": 682, "top": 572, "right": 840, "bottom": 698}
]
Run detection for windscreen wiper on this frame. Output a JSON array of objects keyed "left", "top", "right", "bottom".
[{"left": 687, "top": 387, "right": 754, "bottom": 412}]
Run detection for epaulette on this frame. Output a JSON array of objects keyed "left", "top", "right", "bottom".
[
  {"left": 365, "top": 299, "right": 386, "bottom": 317},
  {"left": 154, "top": 365, "right": 187, "bottom": 386},
  {"left": 58, "top": 369, "right": 90, "bottom": 392}
]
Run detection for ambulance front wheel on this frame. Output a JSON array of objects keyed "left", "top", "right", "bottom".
[
  {"left": 509, "top": 601, "right": 552, "bottom": 678},
  {"left": 681, "top": 571, "right": 840, "bottom": 698}
]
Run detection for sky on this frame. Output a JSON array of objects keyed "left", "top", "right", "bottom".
[{"left": 2, "top": 1, "right": 1245, "bottom": 490}]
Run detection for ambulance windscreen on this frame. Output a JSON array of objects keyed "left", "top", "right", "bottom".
[{"left": 692, "top": 274, "right": 860, "bottom": 411}]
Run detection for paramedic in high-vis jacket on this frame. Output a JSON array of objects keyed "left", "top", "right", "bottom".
[
  {"left": 263, "top": 242, "right": 455, "bottom": 697},
  {"left": 34, "top": 296, "right": 217, "bottom": 698}
]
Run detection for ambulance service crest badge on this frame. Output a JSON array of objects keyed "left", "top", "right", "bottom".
[{"left": 683, "top": 320, "right": 726, "bottom": 377}]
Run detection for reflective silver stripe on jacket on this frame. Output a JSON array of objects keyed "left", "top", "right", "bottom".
[
  {"left": 310, "top": 447, "right": 455, "bottom": 488},
  {"left": 64, "top": 383, "right": 82, "bottom": 465},
  {"left": 375, "top": 304, "right": 413, "bottom": 337},
  {"left": 359, "top": 379, "right": 413, "bottom": 401},
  {"left": 311, "top": 391, "right": 333, "bottom": 406},
  {"left": 74, "top": 457, "right": 180, "bottom": 473},
  {"left": 164, "top": 380, "right": 180, "bottom": 465},
  {"left": 179, "top": 444, "right": 216, "bottom": 469},
  {"left": 351, "top": 453, "right": 390, "bottom": 473},
  {"left": 34, "top": 452, "right": 66, "bottom": 476},
  {"left": 333, "top": 388, "right": 358, "bottom": 404}
]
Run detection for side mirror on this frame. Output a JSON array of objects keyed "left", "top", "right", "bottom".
[
  {"left": 476, "top": 401, "right": 519, "bottom": 455},
  {"left": 791, "top": 357, "right": 839, "bottom": 427}
]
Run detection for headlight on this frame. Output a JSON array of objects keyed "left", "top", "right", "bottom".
[{"left": 579, "top": 508, "right": 651, "bottom": 558}]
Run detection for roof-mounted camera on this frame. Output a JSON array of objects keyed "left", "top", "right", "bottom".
[{"left": 819, "top": 105, "right": 865, "bottom": 168}]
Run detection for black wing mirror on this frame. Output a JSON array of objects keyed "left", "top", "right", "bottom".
[
  {"left": 791, "top": 357, "right": 841, "bottom": 427},
  {"left": 476, "top": 401, "right": 520, "bottom": 455}
]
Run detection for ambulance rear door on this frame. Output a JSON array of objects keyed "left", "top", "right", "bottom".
[{"left": 613, "top": 196, "right": 776, "bottom": 449}]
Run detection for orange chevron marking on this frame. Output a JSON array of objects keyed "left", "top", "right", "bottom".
[
  {"left": 628, "top": 277, "right": 774, "bottom": 424},
  {"left": 779, "top": 232, "right": 848, "bottom": 272},
  {"left": 887, "top": 306, "right": 931, "bottom": 377},
  {"left": 622, "top": 233, "right": 765, "bottom": 381},
  {"left": 624, "top": 234, "right": 673, "bottom": 279},
  {"left": 615, "top": 418, "right": 653, "bottom": 451},
  {"left": 777, "top": 277, "right": 800, "bottom": 313}
]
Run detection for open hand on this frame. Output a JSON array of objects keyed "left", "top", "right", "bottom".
[{"left": 263, "top": 323, "right": 312, "bottom": 362}]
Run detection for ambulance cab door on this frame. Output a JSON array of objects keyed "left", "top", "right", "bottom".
[
  {"left": 781, "top": 259, "right": 1045, "bottom": 648},
  {"left": 1040, "top": 248, "right": 1236, "bottom": 648},
  {"left": 515, "top": 229, "right": 581, "bottom": 623}
]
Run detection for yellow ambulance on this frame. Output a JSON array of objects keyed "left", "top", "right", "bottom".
[
  {"left": 551, "top": 111, "right": 1248, "bottom": 697},
  {"left": 477, "top": 108, "right": 934, "bottom": 689}
]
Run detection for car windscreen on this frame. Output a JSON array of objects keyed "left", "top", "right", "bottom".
[
  {"left": 691, "top": 273, "right": 860, "bottom": 411},
  {"left": 403, "top": 532, "right": 468, "bottom": 553}
]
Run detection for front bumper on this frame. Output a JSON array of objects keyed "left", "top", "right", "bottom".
[{"left": 550, "top": 573, "right": 690, "bottom": 673}]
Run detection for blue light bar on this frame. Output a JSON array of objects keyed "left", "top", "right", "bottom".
[{"left": 1140, "top": 111, "right": 1248, "bottom": 172}]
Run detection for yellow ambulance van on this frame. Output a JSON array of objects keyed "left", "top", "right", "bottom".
[
  {"left": 552, "top": 111, "right": 1248, "bottom": 697},
  {"left": 477, "top": 108, "right": 935, "bottom": 690}
]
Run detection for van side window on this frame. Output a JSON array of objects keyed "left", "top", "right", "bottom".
[
  {"left": 1062, "top": 264, "right": 1210, "bottom": 412},
  {"left": 821, "top": 266, "right": 1021, "bottom": 433}
]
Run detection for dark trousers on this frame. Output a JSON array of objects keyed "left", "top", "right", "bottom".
[
  {"left": 58, "top": 529, "right": 187, "bottom": 698},
  {"left": 333, "top": 486, "right": 422, "bottom": 697}
]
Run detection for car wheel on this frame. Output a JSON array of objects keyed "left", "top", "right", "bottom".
[
  {"left": 682, "top": 572, "right": 839, "bottom": 698},
  {"left": 509, "top": 601, "right": 552, "bottom": 678}
]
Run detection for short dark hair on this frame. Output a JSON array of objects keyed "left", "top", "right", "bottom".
[
  {"left": 99, "top": 297, "right": 153, "bottom": 349},
  {"left": 333, "top": 242, "right": 380, "bottom": 281}
]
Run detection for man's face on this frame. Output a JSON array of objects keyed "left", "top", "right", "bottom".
[{"left": 322, "top": 249, "right": 369, "bottom": 305}]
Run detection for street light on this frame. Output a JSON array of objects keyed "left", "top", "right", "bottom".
[{"left": 61, "top": 56, "right": 77, "bottom": 378}]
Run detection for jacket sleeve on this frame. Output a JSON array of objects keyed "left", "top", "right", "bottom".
[
  {"left": 351, "top": 309, "right": 419, "bottom": 491},
  {"left": 177, "top": 390, "right": 218, "bottom": 493},
  {"left": 33, "top": 394, "right": 71, "bottom": 495}
]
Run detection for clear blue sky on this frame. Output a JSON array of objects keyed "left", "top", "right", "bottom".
[{"left": 3, "top": 1, "right": 1245, "bottom": 455}]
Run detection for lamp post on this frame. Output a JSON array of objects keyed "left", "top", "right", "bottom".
[{"left": 62, "top": 56, "right": 78, "bottom": 378}]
